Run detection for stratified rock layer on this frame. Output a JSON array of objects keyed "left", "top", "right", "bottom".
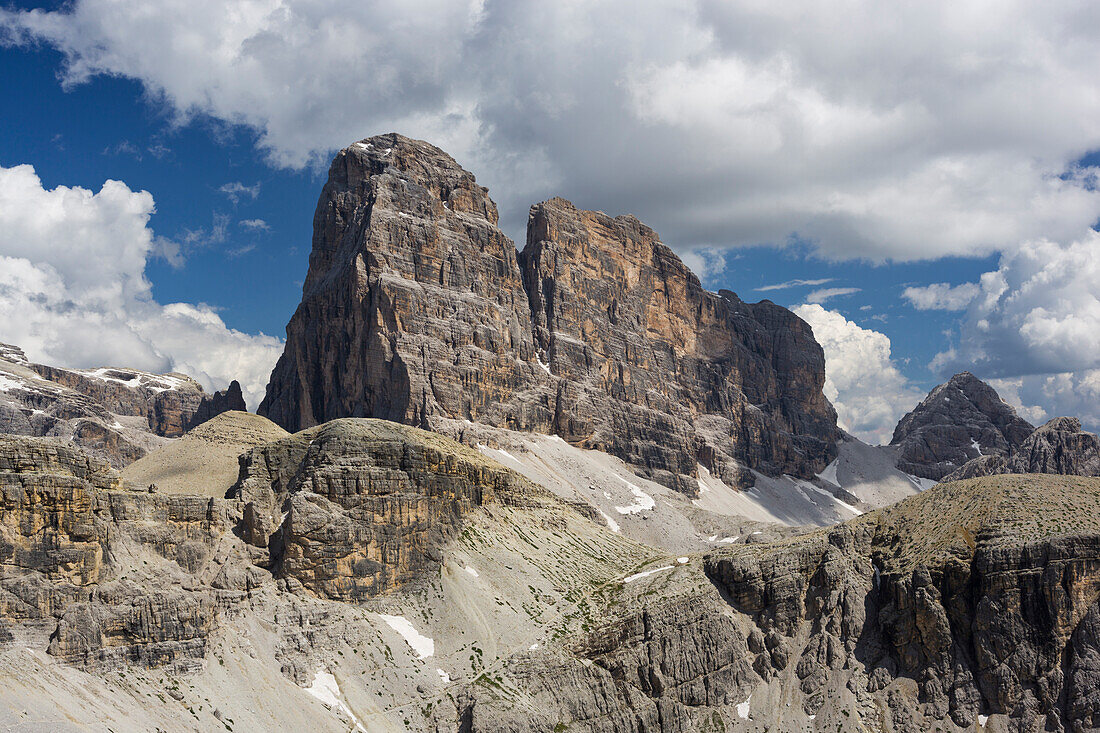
[
  {"left": 890, "top": 372, "right": 1034, "bottom": 480},
  {"left": 0, "top": 343, "right": 242, "bottom": 467},
  {"left": 259, "top": 133, "right": 838, "bottom": 492},
  {"left": 946, "top": 416, "right": 1100, "bottom": 480},
  {"left": 232, "top": 418, "right": 542, "bottom": 600},
  {"left": 0, "top": 435, "right": 254, "bottom": 669},
  {"left": 521, "top": 197, "right": 837, "bottom": 489}
]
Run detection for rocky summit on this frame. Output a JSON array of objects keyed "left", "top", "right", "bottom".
[
  {"left": 890, "top": 371, "right": 1035, "bottom": 480},
  {"left": 259, "top": 133, "right": 837, "bottom": 492}
]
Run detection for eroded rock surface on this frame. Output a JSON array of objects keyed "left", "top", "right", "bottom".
[
  {"left": 259, "top": 134, "right": 837, "bottom": 492},
  {"left": 0, "top": 342, "right": 238, "bottom": 467},
  {"left": 946, "top": 416, "right": 1100, "bottom": 480},
  {"left": 0, "top": 434, "right": 253, "bottom": 670},
  {"left": 890, "top": 372, "right": 1034, "bottom": 480},
  {"left": 232, "top": 418, "right": 543, "bottom": 600}
]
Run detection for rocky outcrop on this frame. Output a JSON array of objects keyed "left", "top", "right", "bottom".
[
  {"left": 0, "top": 343, "right": 226, "bottom": 467},
  {"left": 0, "top": 434, "right": 254, "bottom": 670},
  {"left": 259, "top": 133, "right": 838, "bottom": 492},
  {"left": 232, "top": 418, "right": 542, "bottom": 600},
  {"left": 890, "top": 372, "right": 1034, "bottom": 480},
  {"left": 946, "top": 416, "right": 1100, "bottom": 480},
  {"left": 186, "top": 379, "right": 246, "bottom": 431}
]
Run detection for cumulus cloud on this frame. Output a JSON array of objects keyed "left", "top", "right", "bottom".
[
  {"left": 4, "top": 1, "right": 1100, "bottom": 260},
  {"left": 902, "top": 282, "right": 981, "bottom": 311},
  {"left": 0, "top": 164, "right": 283, "bottom": 407},
  {"left": 990, "top": 372, "right": 1100, "bottom": 432},
  {"left": 931, "top": 230, "right": 1100, "bottom": 378},
  {"left": 793, "top": 304, "right": 924, "bottom": 444},
  {"left": 806, "top": 287, "right": 860, "bottom": 304},
  {"left": 681, "top": 247, "right": 727, "bottom": 283}
]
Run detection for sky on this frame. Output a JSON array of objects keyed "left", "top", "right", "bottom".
[{"left": 1, "top": 0, "right": 1099, "bottom": 444}]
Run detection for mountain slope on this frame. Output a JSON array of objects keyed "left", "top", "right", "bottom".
[
  {"left": 121, "top": 411, "right": 289, "bottom": 496},
  {"left": 3, "top": 421, "right": 1100, "bottom": 730},
  {"left": 0, "top": 342, "right": 243, "bottom": 467}
]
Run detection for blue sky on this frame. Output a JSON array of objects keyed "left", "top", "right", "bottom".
[{"left": 2, "top": 1, "right": 1099, "bottom": 442}]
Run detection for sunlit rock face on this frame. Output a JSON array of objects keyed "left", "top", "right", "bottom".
[{"left": 259, "top": 133, "right": 838, "bottom": 492}]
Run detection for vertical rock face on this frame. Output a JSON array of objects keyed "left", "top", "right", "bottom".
[
  {"left": 186, "top": 380, "right": 247, "bottom": 431},
  {"left": 259, "top": 133, "right": 547, "bottom": 434},
  {"left": 259, "top": 133, "right": 838, "bottom": 491},
  {"left": 890, "top": 372, "right": 1034, "bottom": 480},
  {"left": 232, "top": 418, "right": 539, "bottom": 601},
  {"left": 0, "top": 435, "right": 253, "bottom": 669},
  {"left": 520, "top": 198, "right": 837, "bottom": 490}
]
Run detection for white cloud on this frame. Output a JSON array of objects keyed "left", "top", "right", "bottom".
[
  {"left": 239, "top": 218, "right": 270, "bottom": 231},
  {"left": 218, "top": 181, "right": 260, "bottom": 204},
  {"left": 0, "top": 164, "right": 282, "bottom": 407},
  {"left": 756, "top": 278, "right": 834, "bottom": 292},
  {"left": 902, "top": 282, "right": 981, "bottom": 311},
  {"left": 990, "top": 372, "right": 1100, "bottom": 431},
  {"left": 932, "top": 230, "right": 1100, "bottom": 377},
  {"left": 681, "top": 247, "right": 726, "bottom": 283},
  {"left": 806, "top": 287, "right": 860, "bottom": 304},
  {"left": 3, "top": 1, "right": 1100, "bottom": 260},
  {"left": 792, "top": 304, "right": 924, "bottom": 444}
]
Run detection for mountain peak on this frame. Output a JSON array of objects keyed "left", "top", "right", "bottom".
[{"left": 890, "top": 372, "right": 1034, "bottom": 480}]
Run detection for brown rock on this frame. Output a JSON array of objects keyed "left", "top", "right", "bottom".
[
  {"left": 259, "top": 134, "right": 838, "bottom": 493},
  {"left": 231, "top": 417, "right": 542, "bottom": 600},
  {"left": 521, "top": 197, "right": 838, "bottom": 490}
]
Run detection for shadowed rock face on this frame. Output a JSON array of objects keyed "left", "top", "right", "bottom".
[
  {"left": 186, "top": 380, "right": 246, "bottom": 431},
  {"left": 946, "top": 416, "right": 1100, "bottom": 480},
  {"left": 259, "top": 133, "right": 838, "bottom": 492},
  {"left": 890, "top": 372, "right": 1034, "bottom": 480}
]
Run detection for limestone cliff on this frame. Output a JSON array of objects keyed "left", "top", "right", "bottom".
[
  {"left": 259, "top": 133, "right": 838, "bottom": 492},
  {"left": 521, "top": 197, "right": 837, "bottom": 489},
  {"left": 0, "top": 342, "right": 242, "bottom": 467}
]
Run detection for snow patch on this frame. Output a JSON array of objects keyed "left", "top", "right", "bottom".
[
  {"left": 528, "top": 643, "right": 540, "bottom": 650},
  {"left": 978, "top": 715, "right": 989, "bottom": 726},
  {"left": 614, "top": 478, "right": 656, "bottom": 515},
  {"left": 0, "top": 374, "right": 23, "bottom": 392},
  {"left": 378, "top": 614, "right": 434, "bottom": 658},
  {"left": 970, "top": 438, "right": 983, "bottom": 456},
  {"left": 905, "top": 473, "right": 937, "bottom": 492},
  {"left": 623, "top": 565, "right": 673, "bottom": 583},
  {"left": 305, "top": 669, "right": 366, "bottom": 732},
  {"left": 817, "top": 459, "right": 840, "bottom": 486},
  {"left": 716, "top": 536, "right": 739, "bottom": 544},
  {"left": 436, "top": 668, "right": 451, "bottom": 683},
  {"left": 535, "top": 356, "right": 552, "bottom": 376},
  {"left": 463, "top": 565, "right": 479, "bottom": 578},
  {"left": 676, "top": 556, "right": 689, "bottom": 564},
  {"left": 736, "top": 695, "right": 751, "bottom": 719},
  {"left": 597, "top": 508, "right": 621, "bottom": 533}
]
